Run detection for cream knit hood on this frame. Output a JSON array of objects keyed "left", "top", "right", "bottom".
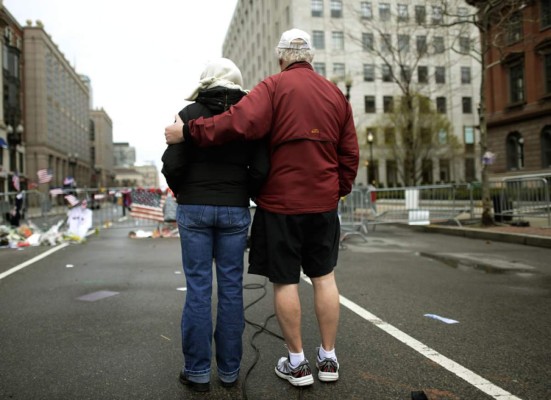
[{"left": 185, "top": 58, "right": 247, "bottom": 101}]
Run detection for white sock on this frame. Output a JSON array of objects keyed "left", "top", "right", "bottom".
[
  {"left": 289, "top": 350, "right": 305, "bottom": 368},
  {"left": 318, "top": 345, "right": 336, "bottom": 361}
]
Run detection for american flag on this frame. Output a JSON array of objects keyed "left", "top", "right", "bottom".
[
  {"left": 63, "top": 176, "right": 75, "bottom": 186},
  {"left": 64, "top": 194, "right": 80, "bottom": 207},
  {"left": 37, "top": 169, "right": 53, "bottom": 184},
  {"left": 130, "top": 191, "right": 166, "bottom": 222},
  {"left": 49, "top": 188, "right": 64, "bottom": 196}
]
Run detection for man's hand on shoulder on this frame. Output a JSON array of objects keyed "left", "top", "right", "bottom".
[{"left": 165, "top": 114, "right": 185, "bottom": 144}]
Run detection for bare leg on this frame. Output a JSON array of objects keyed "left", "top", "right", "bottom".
[
  {"left": 311, "top": 272, "right": 340, "bottom": 351},
  {"left": 273, "top": 283, "right": 302, "bottom": 353}
]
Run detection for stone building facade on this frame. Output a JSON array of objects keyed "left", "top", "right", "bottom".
[
  {"left": 22, "top": 20, "right": 92, "bottom": 190},
  {"left": 222, "top": 0, "right": 481, "bottom": 186}
]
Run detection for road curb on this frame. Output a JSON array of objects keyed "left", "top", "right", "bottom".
[{"left": 408, "top": 225, "right": 551, "bottom": 249}]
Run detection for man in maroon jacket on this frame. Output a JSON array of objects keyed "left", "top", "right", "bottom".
[{"left": 165, "top": 28, "right": 359, "bottom": 387}]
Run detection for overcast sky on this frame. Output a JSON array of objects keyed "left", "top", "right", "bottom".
[{"left": 5, "top": 0, "right": 239, "bottom": 186}]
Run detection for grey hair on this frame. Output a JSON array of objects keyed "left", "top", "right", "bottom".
[{"left": 275, "top": 47, "right": 314, "bottom": 64}]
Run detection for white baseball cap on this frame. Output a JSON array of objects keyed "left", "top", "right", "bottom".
[{"left": 277, "top": 28, "right": 312, "bottom": 50}]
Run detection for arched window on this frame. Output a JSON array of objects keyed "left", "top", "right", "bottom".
[
  {"left": 506, "top": 131, "right": 524, "bottom": 170},
  {"left": 542, "top": 126, "right": 551, "bottom": 168}
]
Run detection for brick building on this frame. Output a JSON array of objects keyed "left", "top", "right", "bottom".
[{"left": 472, "top": 0, "right": 551, "bottom": 176}]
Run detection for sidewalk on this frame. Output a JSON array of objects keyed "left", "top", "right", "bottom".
[{"left": 412, "top": 222, "right": 551, "bottom": 249}]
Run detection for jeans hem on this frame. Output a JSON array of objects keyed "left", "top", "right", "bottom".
[{"left": 183, "top": 368, "right": 211, "bottom": 384}]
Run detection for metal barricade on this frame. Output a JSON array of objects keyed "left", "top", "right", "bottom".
[
  {"left": 338, "top": 189, "right": 368, "bottom": 244},
  {"left": 365, "top": 184, "right": 473, "bottom": 227},
  {"left": 491, "top": 177, "right": 551, "bottom": 226}
]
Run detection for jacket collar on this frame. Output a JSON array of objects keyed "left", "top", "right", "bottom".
[{"left": 284, "top": 61, "right": 313, "bottom": 72}]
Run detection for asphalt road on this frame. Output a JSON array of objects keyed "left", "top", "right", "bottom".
[{"left": 0, "top": 223, "right": 550, "bottom": 400}]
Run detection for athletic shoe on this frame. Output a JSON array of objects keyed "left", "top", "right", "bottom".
[
  {"left": 316, "top": 349, "right": 339, "bottom": 382},
  {"left": 274, "top": 356, "right": 314, "bottom": 386}
]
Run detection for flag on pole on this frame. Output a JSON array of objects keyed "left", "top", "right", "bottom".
[
  {"left": 64, "top": 194, "right": 80, "bottom": 207},
  {"left": 130, "top": 191, "right": 165, "bottom": 222},
  {"left": 49, "top": 188, "right": 64, "bottom": 196},
  {"left": 12, "top": 173, "right": 20, "bottom": 191},
  {"left": 37, "top": 169, "right": 53, "bottom": 184},
  {"left": 63, "top": 176, "right": 75, "bottom": 186}
]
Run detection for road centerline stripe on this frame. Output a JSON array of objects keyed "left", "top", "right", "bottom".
[
  {"left": 301, "top": 275, "right": 521, "bottom": 400},
  {"left": 0, "top": 243, "right": 70, "bottom": 280}
]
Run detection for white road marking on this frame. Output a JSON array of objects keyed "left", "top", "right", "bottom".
[
  {"left": 177, "top": 287, "right": 187, "bottom": 291},
  {"left": 0, "top": 243, "right": 70, "bottom": 281},
  {"left": 301, "top": 275, "right": 522, "bottom": 400}
]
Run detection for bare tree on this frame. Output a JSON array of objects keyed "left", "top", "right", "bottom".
[
  {"left": 437, "top": 0, "right": 533, "bottom": 225},
  {"left": 344, "top": 0, "right": 471, "bottom": 186},
  {"left": 375, "top": 93, "right": 459, "bottom": 185}
]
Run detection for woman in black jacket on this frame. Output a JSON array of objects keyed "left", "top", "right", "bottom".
[{"left": 162, "top": 58, "right": 268, "bottom": 392}]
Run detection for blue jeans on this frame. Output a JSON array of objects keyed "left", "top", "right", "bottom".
[{"left": 177, "top": 204, "right": 250, "bottom": 384}]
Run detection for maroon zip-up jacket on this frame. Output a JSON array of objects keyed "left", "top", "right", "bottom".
[{"left": 184, "top": 62, "right": 359, "bottom": 215}]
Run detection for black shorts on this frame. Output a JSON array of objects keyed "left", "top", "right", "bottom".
[{"left": 248, "top": 208, "right": 340, "bottom": 284}]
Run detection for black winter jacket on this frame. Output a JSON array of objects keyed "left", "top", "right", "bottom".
[{"left": 161, "top": 87, "right": 269, "bottom": 206}]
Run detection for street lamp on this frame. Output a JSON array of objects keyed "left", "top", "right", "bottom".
[
  {"left": 345, "top": 78, "right": 352, "bottom": 102},
  {"left": 367, "top": 130, "right": 374, "bottom": 185},
  {"left": 7, "top": 123, "right": 23, "bottom": 173}
]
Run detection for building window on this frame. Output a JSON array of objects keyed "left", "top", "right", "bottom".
[
  {"left": 364, "top": 95, "right": 376, "bottom": 113},
  {"left": 438, "top": 129, "right": 448, "bottom": 145},
  {"left": 382, "top": 64, "right": 392, "bottom": 82},
  {"left": 439, "top": 159, "right": 450, "bottom": 181},
  {"left": 506, "top": 132, "right": 525, "bottom": 170},
  {"left": 461, "top": 66, "right": 471, "bottom": 84},
  {"left": 436, "top": 97, "right": 447, "bottom": 113},
  {"left": 415, "top": 5, "right": 426, "bottom": 24},
  {"left": 465, "top": 158, "right": 476, "bottom": 182},
  {"left": 332, "top": 31, "right": 344, "bottom": 50},
  {"left": 543, "top": 0, "right": 551, "bottom": 28},
  {"left": 416, "top": 35, "right": 427, "bottom": 54},
  {"left": 398, "top": 34, "right": 410, "bottom": 53},
  {"left": 433, "top": 36, "right": 445, "bottom": 53},
  {"left": 507, "top": 12, "right": 523, "bottom": 44},
  {"left": 418, "top": 66, "right": 428, "bottom": 83},
  {"left": 400, "top": 65, "right": 411, "bottom": 82},
  {"left": 459, "top": 36, "right": 470, "bottom": 54},
  {"left": 432, "top": 6, "right": 443, "bottom": 24},
  {"left": 362, "top": 32, "right": 374, "bottom": 51},
  {"left": 311, "top": 0, "right": 323, "bottom": 17},
  {"left": 379, "top": 3, "right": 391, "bottom": 21},
  {"left": 333, "top": 63, "right": 346, "bottom": 80},
  {"left": 397, "top": 4, "right": 408, "bottom": 22},
  {"left": 383, "top": 96, "right": 394, "bottom": 113},
  {"left": 435, "top": 66, "right": 446, "bottom": 84},
  {"left": 509, "top": 60, "right": 525, "bottom": 104},
  {"left": 542, "top": 126, "right": 551, "bottom": 168},
  {"left": 330, "top": 0, "right": 343, "bottom": 17},
  {"left": 462, "top": 97, "right": 473, "bottom": 113},
  {"left": 381, "top": 34, "right": 391, "bottom": 53},
  {"left": 314, "top": 62, "right": 326, "bottom": 76},
  {"left": 457, "top": 7, "right": 469, "bottom": 21},
  {"left": 464, "top": 126, "right": 475, "bottom": 154},
  {"left": 384, "top": 127, "right": 395, "bottom": 144},
  {"left": 545, "top": 53, "right": 551, "bottom": 95},
  {"left": 313, "top": 30, "right": 325, "bottom": 49},
  {"left": 361, "top": 2, "right": 373, "bottom": 19},
  {"left": 363, "top": 64, "right": 375, "bottom": 81}
]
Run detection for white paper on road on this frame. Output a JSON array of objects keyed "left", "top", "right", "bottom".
[{"left": 424, "top": 314, "right": 459, "bottom": 324}]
